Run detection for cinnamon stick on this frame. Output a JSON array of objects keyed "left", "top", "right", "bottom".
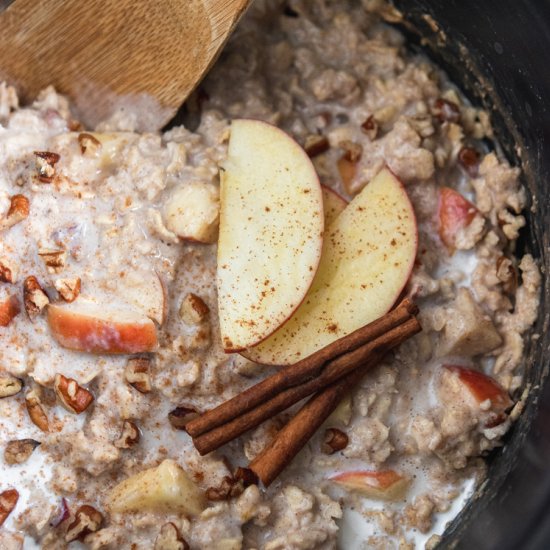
[
  {"left": 192, "top": 317, "right": 420, "bottom": 455},
  {"left": 186, "top": 298, "right": 418, "bottom": 439},
  {"left": 249, "top": 313, "right": 420, "bottom": 487}
]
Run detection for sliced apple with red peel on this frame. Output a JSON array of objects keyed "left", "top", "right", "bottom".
[
  {"left": 330, "top": 470, "right": 411, "bottom": 501},
  {"left": 118, "top": 270, "right": 166, "bottom": 325},
  {"left": 217, "top": 119, "right": 324, "bottom": 352},
  {"left": 438, "top": 187, "right": 478, "bottom": 249},
  {"left": 321, "top": 185, "right": 348, "bottom": 226},
  {"left": 0, "top": 295, "right": 20, "bottom": 327},
  {"left": 443, "top": 365, "right": 512, "bottom": 413},
  {"left": 47, "top": 301, "right": 157, "bottom": 354},
  {"left": 244, "top": 167, "right": 417, "bottom": 365}
]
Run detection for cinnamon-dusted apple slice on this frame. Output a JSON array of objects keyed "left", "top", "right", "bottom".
[
  {"left": 217, "top": 119, "right": 324, "bottom": 352},
  {"left": 245, "top": 167, "right": 417, "bottom": 365},
  {"left": 321, "top": 185, "right": 348, "bottom": 226},
  {"left": 47, "top": 300, "right": 157, "bottom": 354},
  {"left": 118, "top": 270, "right": 166, "bottom": 325},
  {"left": 330, "top": 469, "right": 411, "bottom": 501}
]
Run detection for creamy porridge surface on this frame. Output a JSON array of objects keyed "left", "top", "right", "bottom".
[{"left": 0, "top": 1, "right": 541, "bottom": 549}]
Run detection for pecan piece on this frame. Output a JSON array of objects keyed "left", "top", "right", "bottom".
[
  {"left": 340, "top": 140, "right": 363, "bottom": 162},
  {"left": 179, "top": 293, "right": 209, "bottom": 325},
  {"left": 0, "top": 258, "right": 18, "bottom": 283},
  {"left": 304, "top": 134, "right": 330, "bottom": 158},
  {"left": 54, "top": 374, "right": 94, "bottom": 414},
  {"left": 25, "top": 389, "right": 49, "bottom": 432},
  {"left": 65, "top": 505, "right": 103, "bottom": 543},
  {"left": 205, "top": 476, "right": 244, "bottom": 501},
  {"left": 321, "top": 428, "right": 349, "bottom": 454},
  {"left": 0, "top": 295, "right": 20, "bottom": 327},
  {"left": 433, "top": 98, "right": 460, "bottom": 123},
  {"left": 0, "top": 194, "right": 29, "bottom": 231},
  {"left": 4, "top": 439, "right": 40, "bottom": 465},
  {"left": 0, "top": 489, "right": 19, "bottom": 527},
  {"left": 0, "top": 373, "right": 23, "bottom": 398},
  {"left": 23, "top": 276, "right": 50, "bottom": 320},
  {"left": 360, "top": 115, "right": 378, "bottom": 140},
  {"left": 154, "top": 522, "right": 189, "bottom": 550},
  {"left": 458, "top": 146, "right": 481, "bottom": 177},
  {"left": 38, "top": 249, "right": 67, "bottom": 274},
  {"left": 54, "top": 277, "right": 81, "bottom": 302},
  {"left": 114, "top": 420, "right": 140, "bottom": 449},
  {"left": 168, "top": 406, "right": 198, "bottom": 430},
  {"left": 124, "top": 356, "right": 152, "bottom": 393},
  {"left": 78, "top": 133, "right": 101, "bottom": 156},
  {"left": 34, "top": 151, "right": 60, "bottom": 183}
]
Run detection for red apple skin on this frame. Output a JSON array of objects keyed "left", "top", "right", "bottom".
[
  {"left": 438, "top": 187, "right": 478, "bottom": 249},
  {"left": 0, "top": 295, "right": 20, "bottom": 327},
  {"left": 444, "top": 365, "right": 512, "bottom": 412},
  {"left": 47, "top": 305, "right": 158, "bottom": 354},
  {"left": 330, "top": 469, "right": 410, "bottom": 501}
]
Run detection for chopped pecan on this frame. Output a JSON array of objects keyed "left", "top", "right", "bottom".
[
  {"left": 34, "top": 151, "right": 60, "bottom": 183},
  {"left": 54, "top": 277, "right": 81, "bottom": 302},
  {"left": 23, "top": 276, "right": 50, "bottom": 320},
  {"left": 77, "top": 133, "right": 101, "bottom": 156},
  {"left": 179, "top": 293, "right": 209, "bottom": 325},
  {"left": 206, "top": 476, "right": 244, "bottom": 501},
  {"left": 0, "top": 489, "right": 18, "bottom": 527},
  {"left": 4, "top": 439, "right": 40, "bottom": 465},
  {"left": 168, "top": 406, "right": 198, "bottom": 430},
  {"left": 54, "top": 374, "right": 94, "bottom": 414},
  {"left": 124, "top": 356, "right": 152, "bottom": 393},
  {"left": 154, "top": 522, "right": 189, "bottom": 550},
  {"left": 65, "top": 505, "right": 103, "bottom": 543},
  {"left": 304, "top": 134, "right": 330, "bottom": 158},
  {"left": 0, "top": 194, "right": 29, "bottom": 231},
  {"left": 38, "top": 249, "right": 67, "bottom": 273},
  {"left": 360, "top": 115, "right": 378, "bottom": 140},
  {"left": 114, "top": 420, "right": 140, "bottom": 449},
  {"left": 25, "top": 389, "right": 49, "bottom": 432},
  {"left": 0, "top": 258, "right": 18, "bottom": 283},
  {"left": 0, "top": 295, "right": 20, "bottom": 327},
  {"left": 433, "top": 98, "right": 460, "bottom": 123},
  {"left": 458, "top": 146, "right": 481, "bottom": 177},
  {"left": 0, "top": 373, "right": 23, "bottom": 398},
  {"left": 340, "top": 140, "right": 363, "bottom": 163},
  {"left": 321, "top": 428, "right": 349, "bottom": 454}
]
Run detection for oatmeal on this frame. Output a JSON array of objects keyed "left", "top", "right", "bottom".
[{"left": 0, "top": 1, "right": 540, "bottom": 549}]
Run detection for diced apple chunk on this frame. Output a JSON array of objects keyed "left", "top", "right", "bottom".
[
  {"left": 118, "top": 270, "right": 166, "bottom": 325},
  {"left": 217, "top": 119, "right": 324, "bottom": 351},
  {"left": 438, "top": 288, "right": 502, "bottom": 357},
  {"left": 438, "top": 187, "right": 478, "bottom": 250},
  {"left": 106, "top": 459, "right": 206, "bottom": 515},
  {"left": 321, "top": 185, "right": 348, "bottom": 227},
  {"left": 163, "top": 182, "right": 220, "bottom": 244},
  {"left": 47, "top": 301, "right": 157, "bottom": 354},
  {"left": 245, "top": 167, "right": 417, "bottom": 365},
  {"left": 330, "top": 470, "right": 411, "bottom": 501}
]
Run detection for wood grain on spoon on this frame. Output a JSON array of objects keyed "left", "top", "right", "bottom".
[{"left": 0, "top": 0, "right": 251, "bottom": 131}]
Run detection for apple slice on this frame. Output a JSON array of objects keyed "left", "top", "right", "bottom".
[
  {"left": 322, "top": 185, "right": 348, "bottom": 226},
  {"left": 106, "top": 459, "right": 205, "bottom": 515},
  {"left": 163, "top": 182, "right": 220, "bottom": 244},
  {"left": 118, "top": 270, "right": 166, "bottom": 325},
  {"left": 443, "top": 365, "right": 512, "bottom": 408},
  {"left": 330, "top": 470, "right": 411, "bottom": 501},
  {"left": 438, "top": 187, "right": 478, "bottom": 249},
  {"left": 217, "top": 119, "right": 324, "bottom": 351},
  {"left": 245, "top": 167, "right": 417, "bottom": 365},
  {"left": 0, "top": 295, "right": 20, "bottom": 327},
  {"left": 47, "top": 301, "right": 157, "bottom": 354}
]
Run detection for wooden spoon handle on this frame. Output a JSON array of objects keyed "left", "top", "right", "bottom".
[{"left": 0, "top": 0, "right": 250, "bottom": 130}]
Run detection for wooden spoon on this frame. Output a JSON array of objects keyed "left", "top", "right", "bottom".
[{"left": 0, "top": 0, "right": 251, "bottom": 131}]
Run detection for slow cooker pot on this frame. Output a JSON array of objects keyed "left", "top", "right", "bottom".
[{"left": 389, "top": 1, "right": 550, "bottom": 548}]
